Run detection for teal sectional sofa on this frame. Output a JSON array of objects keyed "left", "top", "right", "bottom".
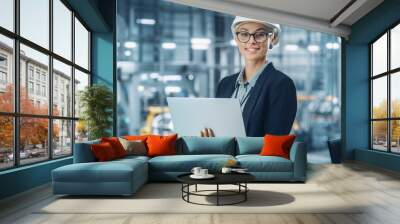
[{"left": 52, "top": 136, "right": 306, "bottom": 196}]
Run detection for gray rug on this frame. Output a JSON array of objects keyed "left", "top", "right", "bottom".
[{"left": 37, "top": 183, "right": 362, "bottom": 214}]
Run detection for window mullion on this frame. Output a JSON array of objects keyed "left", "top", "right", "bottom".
[
  {"left": 388, "top": 29, "right": 391, "bottom": 153},
  {"left": 48, "top": 0, "right": 54, "bottom": 160},
  {"left": 72, "top": 10, "right": 76, "bottom": 155},
  {"left": 14, "top": 0, "right": 21, "bottom": 167}
]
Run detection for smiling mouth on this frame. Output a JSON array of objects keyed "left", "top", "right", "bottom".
[{"left": 245, "top": 48, "right": 260, "bottom": 52}]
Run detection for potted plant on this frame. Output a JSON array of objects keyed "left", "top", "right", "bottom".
[{"left": 79, "top": 84, "right": 114, "bottom": 140}]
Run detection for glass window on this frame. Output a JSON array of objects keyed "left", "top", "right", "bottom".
[
  {"left": 74, "top": 69, "right": 89, "bottom": 118},
  {"left": 53, "top": 119, "right": 72, "bottom": 158},
  {"left": 372, "top": 33, "right": 387, "bottom": 76},
  {"left": 20, "top": 44, "right": 49, "bottom": 115},
  {"left": 372, "top": 121, "right": 388, "bottom": 151},
  {"left": 0, "top": 55, "right": 7, "bottom": 67},
  {"left": 41, "top": 85, "right": 46, "bottom": 96},
  {"left": 0, "top": 71, "right": 7, "bottom": 84},
  {"left": 391, "top": 24, "right": 400, "bottom": 70},
  {"left": 371, "top": 24, "right": 400, "bottom": 153},
  {"left": 20, "top": 0, "right": 49, "bottom": 49},
  {"left": 391, "top": 120, "right": 400, "bottom": 153},
  {"left": 28, "top": 81, "right": 34, "bottom": 93},
  {"left": 53, "top": 0, "right": 72, "bottom": 60},
  {"left": 391, "top": 72, "right": 400, "bottom": 118},
  {"left": 29, "top": 67, "right": 34, "bottom": 79},
  {"left": 372, "top": 77, "right": 387, "bottom": 119},
  {"left": 74, "top": 18, "right": 89, "bottom": 70},
  {"left": 36, "top": 83, "right": 40, "bottom": 95},
  {"left": 0, "top": 116, "right": 14, "bottom": 170},
  {"left": 0, "top": 0, "right": 14, "bottom": 31},
  {"left": 19, "top": 117, "right": 49, "bottom": 165},
  {"left": 75, "top": 120, "right": 88, "bottom": 143},
  {"left": 0, "top": 34, "right": 14, "bottom": 113},
  {"left": 0, "top": 0, "right": 90, "bottom": 170},
  {"left": 53, "top": 59, "right": 72, "bottom": 117}
]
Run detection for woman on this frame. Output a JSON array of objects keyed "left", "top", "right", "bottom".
[{"left": 201, "top": 16, "right": 297, "bottom": 137}]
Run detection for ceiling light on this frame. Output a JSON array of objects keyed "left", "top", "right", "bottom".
[
  {"left": 191, "top": 38, "right": 211, "bottom": 45},
  {"left": 191, "top": 44, "right": 209, "bottom": 50},
  {"left": 124, "top": 50, "right": 132, "bottom": 57},
  {"left": 284, "top": 44, "right": 299, "bottom": 51},
  {"left": 307, "top": 45, "right": 320, "bottom": 52},
  {"left": 162, "top": 42, "right": 176, "bottom": 49},
  {"left": 136, "top": 18, "right": 156, "bottom": 25},
  {"left": 124, "top": 41, "right": 137, "bottom": 49}
]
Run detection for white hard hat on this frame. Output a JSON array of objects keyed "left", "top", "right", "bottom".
[{"left": 231, "top": 16, "right": 280, "bottom": 48}]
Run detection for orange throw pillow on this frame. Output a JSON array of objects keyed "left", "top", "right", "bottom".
[
  {"left": 146, "top": 134, "right": 178, "bottom": 157},
  {"left": 123, "top": 135, "right": 149, "bottom": 142},
  {"left": 101, "top": 137, "right": 127, "bottom": 158},
  {"left": 260, "top": 134, "right": 296, "bottom": 159},
  {"left": 91, "top": 142, "right": 118, "bottom": 162}
]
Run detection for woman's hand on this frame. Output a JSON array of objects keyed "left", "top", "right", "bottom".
[{"left": 200, "top": 128, "right": 215, "bottom": 137}]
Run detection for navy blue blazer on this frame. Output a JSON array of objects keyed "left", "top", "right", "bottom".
[{"left": 216, "top": 63, "right": 297, "bottom": 137}]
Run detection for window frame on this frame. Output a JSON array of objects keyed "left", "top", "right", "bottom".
[
  {"left": 0, "top": 0, "right": 92, "bottom": 171},
  {"left": 369, "top": 19, "right": 400, "bottom": 154}
]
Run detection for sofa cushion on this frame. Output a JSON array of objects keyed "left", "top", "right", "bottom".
[
  {"left": 53, "top": 158, "right": 147, "bottom": 183},
  {"left": 149, "top": 154, "right": 235, "bottom": 172},
  {"left": 236, "top": 155, "right": 293, "bottom": 172},
  {"left": 178, "top": 136, "right": 236, "bottom": 155},
  {"left": 236, "top": 137, "right": 263, "bottom": 155}
]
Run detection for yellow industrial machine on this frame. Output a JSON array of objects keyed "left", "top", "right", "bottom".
[{"left": 140, "top": 106, "right": 171, "bottom": 135}]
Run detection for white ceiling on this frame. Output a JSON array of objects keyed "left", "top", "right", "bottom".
[{"left": 167, "top": 0, "right": 384, "bottom": 38}]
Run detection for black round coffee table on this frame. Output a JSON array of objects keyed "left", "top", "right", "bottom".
[{"left": 177, "top": 173, "right": 255, "bottom": 206}]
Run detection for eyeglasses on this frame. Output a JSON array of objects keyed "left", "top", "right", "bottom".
[{"left": 235, "top": 31, "right": 272, "bottom": 43}]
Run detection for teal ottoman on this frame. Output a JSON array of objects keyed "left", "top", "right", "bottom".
[{"left": 52, "top": 156, "right": 148, "bottom": 196}]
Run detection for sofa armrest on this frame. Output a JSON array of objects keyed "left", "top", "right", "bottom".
[
  {"left": 289, "top": 142, "right": 307, "bottom": 181},
  {"left": 73, "top": 140, "right": 100, "bottom": 163}
]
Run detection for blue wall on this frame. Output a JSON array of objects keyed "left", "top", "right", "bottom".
[
  {"left": 344, "top": 0, "right": 400, "bottom": 171},
  {"left": 0, "top": 158, "right": 72, "bottom": 199},
  {"left": 92, "top": 33, "right": 114, "bottom": 87},
  {"left": 0, "top": 0, "right": 116, "bottom": 200}
]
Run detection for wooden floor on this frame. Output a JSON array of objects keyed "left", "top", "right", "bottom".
[{"left": 1, "top": 161, "right": 400, "bottom": 224}]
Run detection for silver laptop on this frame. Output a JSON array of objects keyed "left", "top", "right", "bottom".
[{"left": 167, "top": 97, "right": 246, "bottom": 137}]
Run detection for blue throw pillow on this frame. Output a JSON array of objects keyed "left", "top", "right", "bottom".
[
  {"left": 73, "top": 139, "right": 100, "bottom": 163},
  {"left": 236, "top": 137, "right": 263, "bottom": 155},
  {"left": 178, "top": 136, "right": 235, "bottom": 155}
]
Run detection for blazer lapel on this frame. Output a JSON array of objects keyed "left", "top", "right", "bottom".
[
  {"left": 222, "top": 73, "right": 239, "bottom": 97},
  {"left": 242, "top": 63, "right": 274, "bottom": 132}
]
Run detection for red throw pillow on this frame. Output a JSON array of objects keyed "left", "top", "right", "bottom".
[
  {"left": 101, "top": 137, "right": 127, "bottom": 158},
  {"left": 260, "top": 134, "right": 296, "bottom": 159},
  {"left": 146, "top": 134, "right": 178, "bottom": 157},
  {"left": 91, "top": 142, "right": 118, "bottom": 161}
]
